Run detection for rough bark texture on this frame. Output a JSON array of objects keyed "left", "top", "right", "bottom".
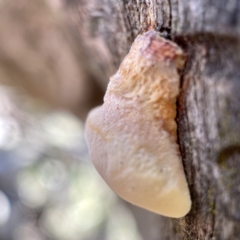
[
  {"left": 63, "top": 0, "right": 240, "bottom": 239},
  {"left": 1, "top": 0, "right": 240, "bottom": 239}
]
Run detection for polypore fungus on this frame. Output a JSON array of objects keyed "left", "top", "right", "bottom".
[{"left": 85, "top": 30, "right": 191, "bottom": 218}]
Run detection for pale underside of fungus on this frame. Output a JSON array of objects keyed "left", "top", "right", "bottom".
[{"left": 85, "top": 30, "right": 191, "bottom": 218}]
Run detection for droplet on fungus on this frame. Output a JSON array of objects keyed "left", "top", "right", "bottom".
[{"left": 85, "top": 30, "right": 191, "bottom": 218}]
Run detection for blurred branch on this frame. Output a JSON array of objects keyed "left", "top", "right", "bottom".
[{"left": 0, "top": 0, "right": 103, "bottom": 119}]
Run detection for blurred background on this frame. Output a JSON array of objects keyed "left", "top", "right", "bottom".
[
  {"left": 0, "top": 87, "right": 144, "bottom": 240},
  {"left": 0, "top": 0, "right": 161, "bottom": 239}
]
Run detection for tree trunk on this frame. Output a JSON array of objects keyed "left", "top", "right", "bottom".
[{"left": 64, "top": 0, "right": 240, "bottom": 239}]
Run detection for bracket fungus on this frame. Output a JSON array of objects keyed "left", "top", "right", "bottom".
[{"left": 85, "top": 30, "right": 191, "bottom": 218}]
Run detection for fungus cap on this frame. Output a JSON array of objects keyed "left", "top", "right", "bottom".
[{"left": 85, "top": 30, "right": 191, "bottom": 218}]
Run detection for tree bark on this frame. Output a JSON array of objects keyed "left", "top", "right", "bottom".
[{"left": 64, "top": 0, "right": 240, "bottom": 239}]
